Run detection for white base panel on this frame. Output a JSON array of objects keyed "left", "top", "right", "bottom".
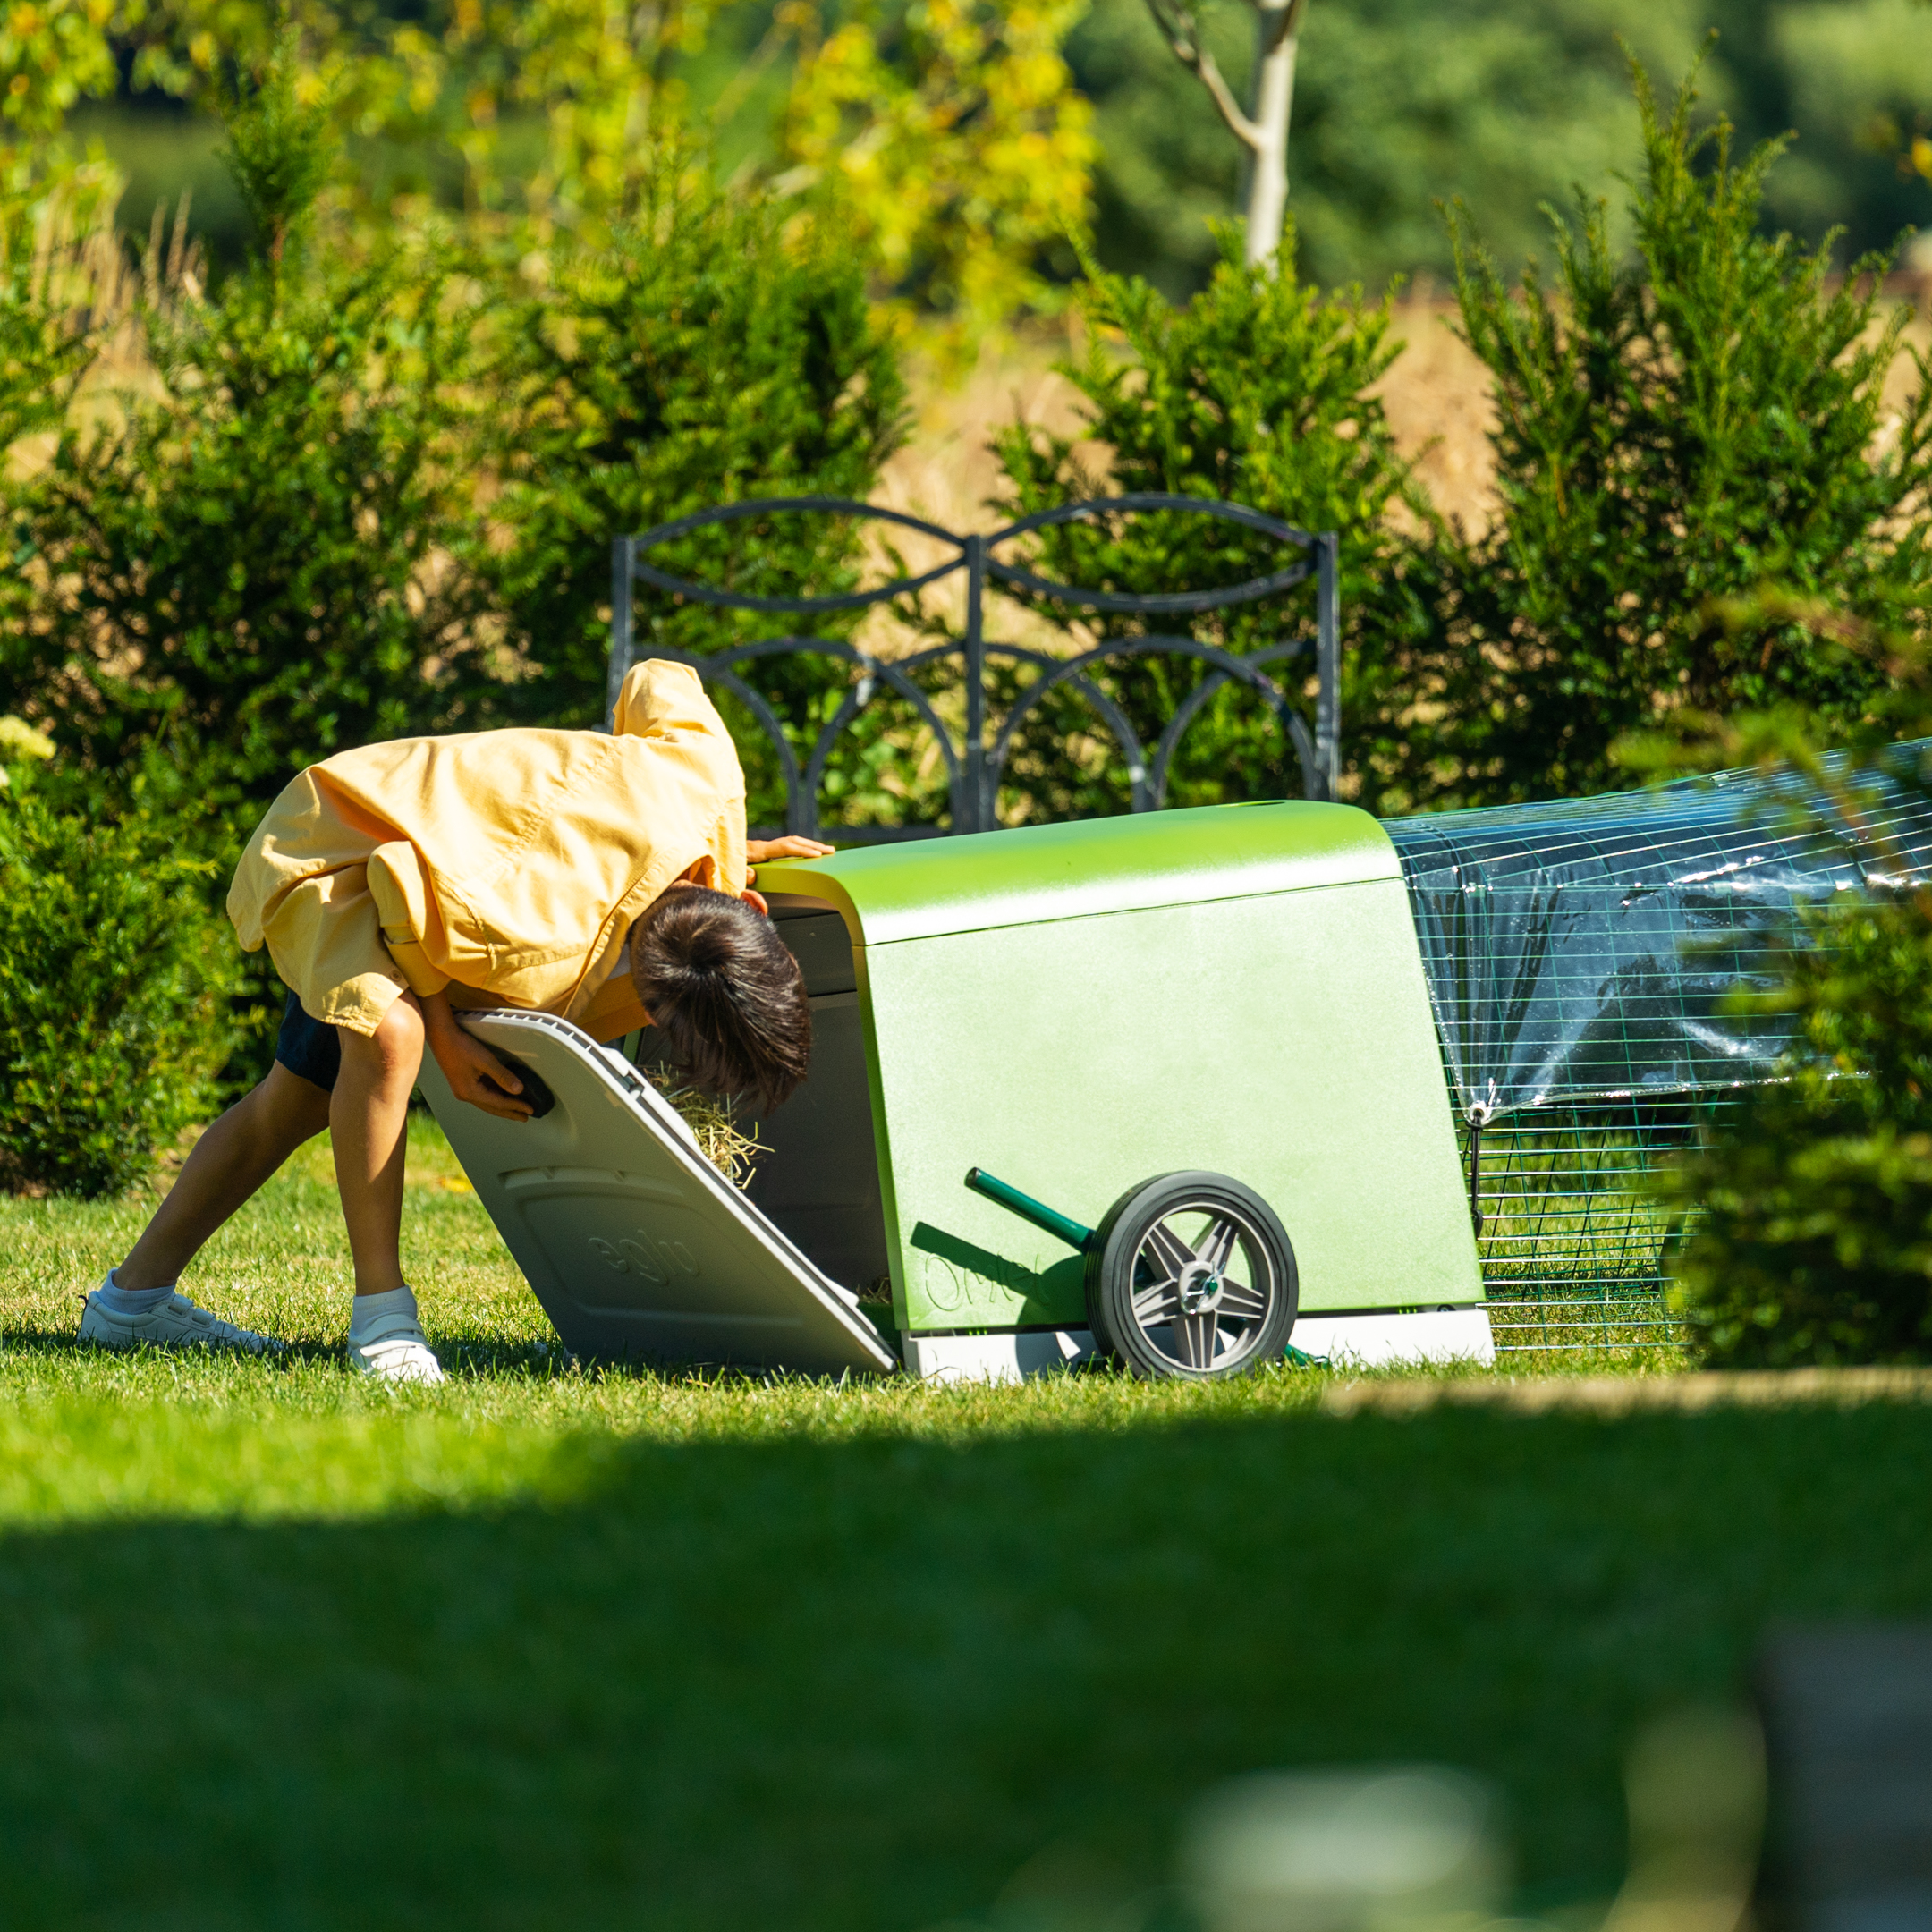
[
  {"left": 901, "top": 1308, "right": 1494, "bottom": 1381},
  {"left": 1291, "top": 1307, "right": 1495, "bottom": 1367},
  {"left": 902, "top": 1328, "right": 1096, "bottom": 1385}
]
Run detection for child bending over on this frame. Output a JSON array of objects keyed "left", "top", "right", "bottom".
[{"left": 80, "top": 661, "right": 829, "bottom": 1383}]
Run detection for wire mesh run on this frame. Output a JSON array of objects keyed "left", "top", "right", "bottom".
[
  {"left": 1386, "top": 748, "right": 1932, "bottom": 1123},
  {"left": 1387, "top": 748, "right": 1932, "bottom": 1360},
  {"left": 1460, "top": 1093, "right": 1741, "bottom": 1356}
]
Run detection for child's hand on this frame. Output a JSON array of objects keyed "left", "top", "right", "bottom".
[
  {"left": 746, "top": 835, "right": 835, "bottom": 866},
  {"left": 424, "top": 999, "right": 534, "bottom": 1120}
]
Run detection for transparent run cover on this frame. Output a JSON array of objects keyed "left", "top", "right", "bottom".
[{"left": 1385, "top": 744, "right": 1932, "bottom": 1124}]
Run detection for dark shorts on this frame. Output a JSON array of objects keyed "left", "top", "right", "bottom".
[{"left": 275, "top": 991, "right": 343, "bottom": 1094}]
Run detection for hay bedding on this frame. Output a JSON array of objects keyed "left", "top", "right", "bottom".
[{"left": 644, "top": 1070, "right": 764, "bottom": 1190}]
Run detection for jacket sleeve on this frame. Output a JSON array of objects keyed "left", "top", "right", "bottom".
[{"left": 366, "top": 841, "right": 452, "bottom": 997}]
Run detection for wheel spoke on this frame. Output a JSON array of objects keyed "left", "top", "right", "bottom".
[
  {"left": 1132, "top": 1277, "right": 1181, "bottom": 1323},
  {"left": 1216, "top": 1280, "right": 1267, "bottom": 1322},
  {"left": 1174, "top": 1311, "right": 1218, "bottom": 1370},
  {"left": 1142, "top": 1220, "right": 1195, "bottom": 1284},
  {"left": 1131, "top": 1220, "right": 1193, "bottom": 1330},
  {"left": 1197, "top": 1213, "right": 1240, "bottom": 1277}
]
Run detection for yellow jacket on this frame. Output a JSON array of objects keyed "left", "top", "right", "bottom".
[{"left": 227, "top": 661, "right": 747, "bottom": 1040}]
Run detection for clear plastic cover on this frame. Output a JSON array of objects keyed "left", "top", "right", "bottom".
[{"left": 1385, "top": 746, "right": 1932, "bottom": 1125}]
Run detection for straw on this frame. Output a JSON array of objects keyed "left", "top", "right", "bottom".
[{"left": 644, "top": 1071, "right": 766, "bottom": 1190}]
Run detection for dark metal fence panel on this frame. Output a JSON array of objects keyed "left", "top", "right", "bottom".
[{"left": 606, "top": 493, "right": 1341, "bottom": 838}]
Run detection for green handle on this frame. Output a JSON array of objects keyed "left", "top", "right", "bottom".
[{"left": 964, "top": 1167, "right": 1097, "bottom": 1254}]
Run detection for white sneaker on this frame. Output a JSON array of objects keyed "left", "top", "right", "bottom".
[
  {"left": 80, "top": 1281, "right": 284, "bottom": 1355},
  {"left": 349, "top": 1309, "right": 445, "bottom": 1385}
]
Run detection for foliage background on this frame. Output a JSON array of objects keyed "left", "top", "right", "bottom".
[
  {"left": 1061, "top": 0, "right": 1932, "bottom": 298},
  {"left": 61, "top": 0, "right": 1932, "bottom": 303},
  {"left": 1421, "top": 66, "right": 1932, "bottom": 809},
  {"left": 0, "top": 778, "right": 232, "bottom": 1199}
]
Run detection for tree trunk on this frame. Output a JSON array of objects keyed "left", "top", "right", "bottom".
[
  {"left": 1243, "top": 1, "right": 1300, "bottom": 267},
  {"left": 1138, "top": 0, "right": 1307, "bottom": 265}
]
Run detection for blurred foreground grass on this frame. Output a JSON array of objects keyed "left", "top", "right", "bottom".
[{"left": 1, "top": 1120, "right": 1928, "bottom": 1930}]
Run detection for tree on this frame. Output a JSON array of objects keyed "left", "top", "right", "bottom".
[
  {"left": 1136, "top": 0, "right": 1307, "bottom": 263},
  {"left": 475, "top": 162, "right": 908, "bottom": 742},
  {"left": 4, "top": 38, "right": 484, "bottom": 835},
  {"left": 1429, "top": 56, "right": 1932, "bottom": 806},
  {"left": 394, "top": 0, "right": 729, "bottom": 230},
  {"left": 989, "top": 223, "right": 1432, "bottom": 816},
  {"left": 0, "top": 0, "right": 115, "bottom": 154},
  {"left": 0, "top": 0, "right": 716, "bottom": 239},
  {"left": 778, "top": 0, "right": 1097, "bottom": 349}
]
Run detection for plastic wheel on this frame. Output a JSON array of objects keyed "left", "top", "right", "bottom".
[{"left": 1084, "top": 1172, "right": 1297, "bottom": 1380}]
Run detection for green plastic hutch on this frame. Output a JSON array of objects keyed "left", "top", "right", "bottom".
[{"left": 745, "top": 799, "right": 1487, "bottom": 1379}]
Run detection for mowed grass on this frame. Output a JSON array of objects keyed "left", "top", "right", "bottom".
[{"left": 2, "top": 1122, "right": 1930, "bottom": 1932}]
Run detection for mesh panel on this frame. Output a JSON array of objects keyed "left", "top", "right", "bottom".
[
  {"left": 1385, "top": 750, "right": 1932, "bottom": 1358},
  {"left": 1385, "top": 747, "right": 1932, "bottom": 1122},
  {"left": 1457, "top": 1095, "right": 1741, "bottom": 1356}
]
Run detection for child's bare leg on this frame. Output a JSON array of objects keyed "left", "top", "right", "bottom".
[
  {"left": 333, "top": 997, "right": 444, "bottom": 1384},
  {"left": 119, "top": 1065, "right": 334, "bottom": 1292},
  {"left": 331, "top": 994, "right": 425, "bottom": 1299}
]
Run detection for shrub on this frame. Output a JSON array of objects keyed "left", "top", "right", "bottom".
[
  {"left": 0, "top": 175, "right": 118, "bottom": 680},
  {"left": 0, "top": 786, "right": 233, "bottom": 1199},
  {"left": 1666, "top": 876, "right": 1932, "bottom": 1367},
  {"left": 989, "top": 223, "right": 1435, "bottom": 817},
  {"left": 12, "top": 244, "right": 480, "bottom": 825},
  {"left": 2, "top": 47, "right": 485, "bottom": 851},
  {"left": 2, "top": 52, "right": 486, "bottom": 1084},
  {"left": 476, "top": 163, "right": 909, "bottom": 824},
  {"left": 0, "top": 178, "right": 111, "bottom": 453},
  {"left": 1437, "top": 57, "right": 1932, "bottom": 806},
  {"left": 1637, "top": 674, "right": 1932, "bottom": 1368}
]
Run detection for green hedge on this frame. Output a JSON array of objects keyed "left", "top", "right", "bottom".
[
  {"left": 0, "top": 785, "right": 233, "bottom": 1199},
  {"left": 1666, "top": 870, "right": 1932, "bottom": 1367},
  {"left": 1436, "top": 61, "right": 1932, "bottom": 809}
]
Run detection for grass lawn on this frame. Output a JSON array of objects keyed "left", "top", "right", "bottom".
[{"left": 2, "top": 1120, "right": 1929, "bottom": 1931}]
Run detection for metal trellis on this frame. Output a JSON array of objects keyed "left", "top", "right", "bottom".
[{"left": 606, "top": 493, "right": 1341, "bottom": 839}]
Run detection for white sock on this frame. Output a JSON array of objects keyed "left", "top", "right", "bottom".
[
  {"left": 97, "top": 1267, "right": 175, "bottom": 1318},
  {"left": 349, "top": 1285, "right": 419, "bottom": 1340}
]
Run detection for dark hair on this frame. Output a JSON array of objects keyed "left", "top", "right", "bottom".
[{"left": 631, "top": 886, "right": 811, "bottom": 1113}]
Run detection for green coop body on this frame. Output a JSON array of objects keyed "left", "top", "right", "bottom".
[{"left": 751, "top": 801, "right": 1487, "bottom": 1378}]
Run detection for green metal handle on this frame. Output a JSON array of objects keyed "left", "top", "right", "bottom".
[{"left": 964, "top": 1167, "right": 1097, "bottom": 1254}]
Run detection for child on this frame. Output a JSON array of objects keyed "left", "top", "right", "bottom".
[{"left": 79, "top": 661, "right": 830, "bottom": 1383}]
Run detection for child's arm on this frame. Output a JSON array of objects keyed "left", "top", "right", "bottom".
[{"left": 421, "top": 990, "right": 536, "bottom": 1121}]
